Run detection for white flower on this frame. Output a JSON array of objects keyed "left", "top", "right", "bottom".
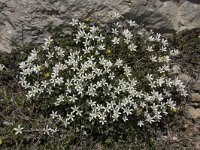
[
  {"left": 44, "top": 36, "right": 53, "bottom": 45},
  {"left": 122, "top": 116, "right": 128, "bottom": 122},
  {"left": 140, "top": 102, "right": 146, "bottom": 108},
  {"left": 128, "top": 20, "right": 137, "bottom": 27},
  {"left": 112, "top": 109, "right": 121, "bottom": 121},
  {"left": 160, "top": 46, "right": 167, "bottom": 52},
  {"left": 162, "top": 64, "right": 170, "bottom": 72},
  {"left": 154, "top": 111, "right": 162, "bottom": 120},
  {"left": 96, "top": 34, "right": 105, "bottom": 43},
  {"left": 54, "top": 94, "right": 65, "bottom": 106},
  {"left": 161, "top": 38, "right": 168, "bottom": 46},
  {"left": 123, "top": 29, "right": 133, "bottom": 39},
  {"left": 150, "top": 55, "right": 157, "bottom": 62},
  {"left": 112, "top": 28, "right": 119, "bottom": 35},
  {"left": 181, "top": 89, "right": 188, "bottom": 97},
  {"left": 108, "top": 72, "right": 115, "bottom": 80},
  {"left": 83, "top": 32, "right": 90, "bottom": 39},
  {"left": 123, "top": 107, "right": 132, "bottom": 115},
  {"left": 56, "top": 47, "right": 65, "bottom": 57},
  {"left": 146, "top": 46, "right": 153, "bottom": 52},
  {"left": 83, "top": 46, "right": 93, "bottom": 54},
  {"left": 173, "top": 77, "right": 182, "bottom": 86},
  {"left": 0, "top": 64, "right": 5, "bottom": 71},
  {"left": 151, "top": 103, "right": 158, "bottom": 112},
  {"left": 148, "top": 36, "right": 155, "bottom": 41},
  {"left": 158, "top": 66, "right": 165, "bottom": 74},
  {"left": 146, "top": 74, "right": 153, "bottom": 82},
  {"left": 71, "top": 106, "right": 79, "bottom": 112},
  {"left": 114, "top": 22, "right": 122, "bottom": 28},
  {"left": 144, "top": 93, "right": 152, "bottom": 102},
  {"left": 123, "top": 65, "right": 131, "bottom": 77},
  {"left": 155, "top": 33, "right": 161, "bottom": 41},
  {"left": 137, "top": 120, "right": 144, "bottom": 127},
  {"left": 112, "top": 37, "right": 120, "bottom": 45},
  {"left": 149, "top": 81, "right": 156, "bottom": 89},
  {"left": 67, "top": 113, "right": 75, "bottom": 121},
  {"left": 63, "top": 118, "right": 70, "bottom": 127},
  {"left": 98, "top": 44, "right": 105, "bottom": 51},
  {"left": 145, "top": 114, "right": 155, "bottom": 124},
  {"left": 55, "top": 77, "right": 64, "bottom": 85},
  {"left": 69, "top": 18, "right": 79, "bottom": 26},
  {"left": 19, "top": 62, "right": 27, "bottom": 70},
  {"left": 50, "top": 111, "right": 58, "bottom": 119},
  {"left": 69, "top": 94, "right": 78, "bottom": 102},
  {"left": 115, "top": 58, "right": 123, "bottom": 68},
  {"left": 99, "top": 113, "right": 107, "bottom": 125},
  {"left": 14, "top": 125, "right": 24, "bottom": 135},
  {"left": 43, "top": 125, "right": 52, "bottom": 135},
  {"left": 41, "top": 80, "right": 49, "bottom": 88},
  {"left": 113, "top": 12, "right": 121, "bottom": 18},
  {"left": 89, "top": 110, "right": 98, "bottom": 121},
  {"left": 46, "top": 52, "right": 54, "bottom": 59},
  {"left": 128, "top": 43, "right": 137, "bottom": 51},
  {"left": 83, "top": 39, "right": 90, "bottom": 47},
  {"left": 79, "top": 22, "right": 86, "bottom": 29},
  {"left": 170, "top": 49, "right": 180, "bottom": 56},
  {"left": 163, "top": 56, "right": 171, "bottom": 63},
  {"left": 49, "top": 128, "right": 59, "bottom": 133},
  {"left": 166, "top": 98, "right": 176, "bottom": 109},
  {"left": 76, "top": 30, "right": 85, "bottom": 39},
  {"left": 114, "top": 86, "right": 121, "bottom": 94},
  {"left": 90, "top": 26, "right": 99, "bottom": 33},
  {"left": 19, "top": 76, "right": 27, "bottom": 85}
]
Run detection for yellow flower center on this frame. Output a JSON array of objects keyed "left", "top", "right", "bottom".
[
  {"left": 183, "top": 123, "right": 189, "bottom": 129},
  {"left": 162, "top": 73, "right": 166, "bottom": 77},
  {"left": 160, "top": 56, "right": 165, "bottom": 60},
  {"left": 106, "top": 49, "right": 112, "bottom": 54},
  {"left": 0, "top": 139, "right": 3, "bottom": 145},
  {"left": 37, "top": 66, "right": 42, "bottom": 71},
  {"left": 84, "top": 17, "right": 91, "bottom": 22},
  {"left": 44, "top": 72, "right": 50, "bottom": 78},
  {"left": 171, "top": 107, "right": 177, "bottom": 113}
]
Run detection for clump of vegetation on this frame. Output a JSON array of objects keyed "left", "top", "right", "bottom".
[{"left": 0, "top": 14, "right": 188, "bottom": 149}]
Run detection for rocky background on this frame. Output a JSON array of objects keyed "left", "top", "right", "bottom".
[
  {"left": 0, "top": 0, "right": 200, "bottom": 149},
  {"left": 0, "top": 0, "right": 200, "bottom": 53}
]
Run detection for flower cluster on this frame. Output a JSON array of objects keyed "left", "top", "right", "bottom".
[{"left": 18, "top": 18, "right": 187, "bottom": 132}]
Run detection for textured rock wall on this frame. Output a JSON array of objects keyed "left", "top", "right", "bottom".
[{"left": 0, "top": 0, "right": 200, "bottom": 53}]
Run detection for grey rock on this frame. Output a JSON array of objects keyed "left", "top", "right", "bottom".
[
  {"left": 192, "top": 80, "right": 200, "bottom": 92},
  {"left": 0, "top": 0, "right": 200, "bottom": 53},
  {"left": 178, "top": 73, "right": 192, "bottom": 84},
  {"left": 187, "top": 106, "right": 200, "bottom": 119},
  {"left": 0, "top": 2, "right": 5, "bottom": 10},
  {"left": 0, "top": 13, "right": 15, "bottom": 53},
  {"left": 48, "top": 17, "right": 64, "bottom": 27},
  {"left": 0, "top": 43, "right": 12, "bottom": 53},
  {"left": 172, "top": 65, "right": 182, "bottom": 75},
  {"left": 179, "top": 1, "right": 200, "bottom": 31},
  {"left": 6, "top": 0, "right": 18, "bottom": 8},
  {"left": 128, "top": 0, "right": 178, "bottom": 32},
  {"left": 190, "top": 93, "right": 200, "bottom": 102},
  {"left": 59, "top": 4, "right": 66, "bottom": 13}
]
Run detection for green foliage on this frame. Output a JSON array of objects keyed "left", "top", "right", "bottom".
[{"left": 168, "top": 28, "right": 200, "bottom": 73}]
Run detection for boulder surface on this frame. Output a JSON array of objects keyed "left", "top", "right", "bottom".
[{"left": 0, "top": 0, "right": 200, "bottom": 52}]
